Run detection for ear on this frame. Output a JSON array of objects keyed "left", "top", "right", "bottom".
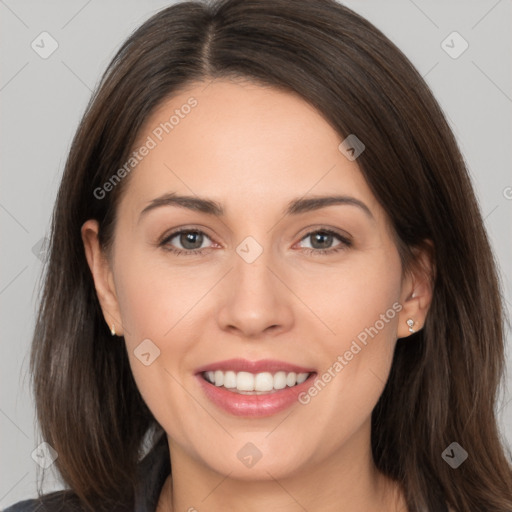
[
  {"left": 397, "top": 241, "right": 435, "bottom": 338},
  {"left": 81, "top": 219, "right": 124, "bottom": 337}
]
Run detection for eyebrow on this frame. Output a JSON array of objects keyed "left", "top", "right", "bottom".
[{"left": 138, "top": 192, "right": 374, "bottom": 222}]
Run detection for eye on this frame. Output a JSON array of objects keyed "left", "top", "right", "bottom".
[
  {"left": 296, "top": 229, "right": 352, "bottom": 255},
  {"left": 159, "top": 227, "right": 352, "bottom": 256},
  {"left": 159, "top": 229, "right": 214, "bottom": 255}
]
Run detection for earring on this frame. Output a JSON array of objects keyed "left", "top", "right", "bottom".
[
  {"left": 406, "top": 318, "right": 415, "bottom": 333},
  {"left": 110, "top": 323, "right": 116, "bottom": 336}
]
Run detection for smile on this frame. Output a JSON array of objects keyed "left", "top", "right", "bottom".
[
  {"left": 195, "top": 358, "right": 317, "bottom": 417},
  {"left": 202, "top": 370, "right": 311, "bottom": 394}
]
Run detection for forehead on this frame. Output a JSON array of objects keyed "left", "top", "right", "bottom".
[{"left": 121, "top": 79, "right": 381, "bottom": 221}]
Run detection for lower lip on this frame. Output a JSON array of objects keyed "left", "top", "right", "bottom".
[{"left": 196, "top": 373, "right": 317, "bottom": 417}]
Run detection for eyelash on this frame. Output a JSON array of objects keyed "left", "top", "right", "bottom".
[{"left": 159, "top": 227, "right": 352, "bottom": 256}]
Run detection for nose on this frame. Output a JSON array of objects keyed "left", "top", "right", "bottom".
[{"left": 215, "top": 248, "right": 295, "bottom": 340}]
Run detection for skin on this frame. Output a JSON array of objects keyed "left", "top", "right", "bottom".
[{"left": 82, "top": 78, "right": 433, "bottom": 512}]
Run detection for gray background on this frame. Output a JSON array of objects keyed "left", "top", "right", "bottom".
[{"left": 1, "top": 0, "right": 511, "bottom": 508}]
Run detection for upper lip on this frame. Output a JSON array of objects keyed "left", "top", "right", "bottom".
[{"left": 195, "top": 358, "right": 316, "bottom": 375}]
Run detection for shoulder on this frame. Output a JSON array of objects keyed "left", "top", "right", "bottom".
[
  {"left": 3, "top": 490, "right": 83, "bottom": 512},
  {"left": 5, "top": 430, "right": 170, "bottom": 512},
  {"left": 2, "top": 498, "right": 42, "bottom": 512}
]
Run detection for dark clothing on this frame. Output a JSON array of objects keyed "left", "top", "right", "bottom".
[
  {"left": 3, "top": 433, "right": 171, "bottom": 512},
  {"left": 4, "top": 434, "right": 449, "bottom": 511}
]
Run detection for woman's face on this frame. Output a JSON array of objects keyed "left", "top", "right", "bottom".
[{"left": 84, "top": 78, "right": 425, "bottom": 481}]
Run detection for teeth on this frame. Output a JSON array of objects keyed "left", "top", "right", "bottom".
[
  {"left": 296, "top": 372, "right": 308, "bottom": 384},
  {"left": 214, "top": 370, "right": 224, "bottom": 387},
  {"left": 203, "top": 370, "right": 311, "bottom": 392}
]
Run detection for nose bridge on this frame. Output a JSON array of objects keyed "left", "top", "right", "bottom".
[
  {"left": 231, "top": 228, "right": 276, "bottom": 288},
  {"left": 232, "top": 238, "right": 280, "bottom": 310},
  {"left": 216, "top": 234, "right": 294, "bottom": 337}
]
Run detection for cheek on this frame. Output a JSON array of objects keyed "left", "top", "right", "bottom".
[
  {"left": 111, "top": 247, "right": 208, "bottom": 410},
  {"left": 303, "top": 247, "right": 403, "bottom": 351},
  {"left": 296, "top": 247, "right": 403, "bottom": 422},
  {"left": 111, "top": 254, "right": 198, "bottom": 436},
  {"left": 113, "top": 246, "right": 197, "bottom": 342},
  {"left": 115, "top": 272, "right": 169, "bottom": 342}
]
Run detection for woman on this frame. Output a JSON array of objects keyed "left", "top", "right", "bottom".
[{"left": 6, "top": 0, "right": 512, "bottom": 510}]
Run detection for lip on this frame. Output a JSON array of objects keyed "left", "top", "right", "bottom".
[
  {"left": 195, "top": 358, "right": 316, "bottom": 375},
  {"left": 195, "top": 359, "right": 317, "bottom": 418}
]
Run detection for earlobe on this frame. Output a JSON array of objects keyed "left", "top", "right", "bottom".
[
  {"left": 397, "top": 242, "right": 435, "bottom": 339},
  {"left": 81, "top": 219, "right": 124, "bottom": 337},
  {"left": 397, "top": 292, "right": 429, "bottom": 339}
]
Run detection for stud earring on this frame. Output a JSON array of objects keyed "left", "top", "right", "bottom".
[
  {"left": 406, "top": 318, "right": 415, "bottom": 333},
  {"left": 110, "top": 323, "right": 116, "bottom": 336}
]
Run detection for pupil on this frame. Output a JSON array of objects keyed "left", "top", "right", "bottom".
[
  {"left": 181, "top": 232, "right": 202, "bottom": 249},
  {"left": 313, "top": 232, "right": 331, "bottom": 249}
]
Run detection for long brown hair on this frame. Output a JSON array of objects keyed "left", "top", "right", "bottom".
[{"left": 30, "top": 0, "right": 512, "bottom": 510}]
